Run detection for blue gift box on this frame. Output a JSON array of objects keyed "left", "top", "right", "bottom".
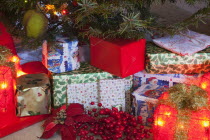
[
  {"left": 47, "top": 38, "right": 80, "bottom": 73},
  {"left": 16, "top": 45, "right": 42, "bottom": 65},
  {"left": 132, "top": 70, "right": 201, "bottom": 126}
]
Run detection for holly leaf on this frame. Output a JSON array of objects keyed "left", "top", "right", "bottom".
[
  {"left": 73, "top": 114, "right": 95, "bottom": 123},
  {"left": 40, "top": 125, "right": 60, "bottom": 139},
  {"left": 66, "top": 103, "right": 84, "bottom": 117},
  {"left": 65, "top": 117, "right": 74, "bottom": 126},
  {"left": 60, "top": 125, "right": 76, "bottom": 140}
]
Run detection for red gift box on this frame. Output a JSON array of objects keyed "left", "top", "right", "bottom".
[
  {"left": 90, "top": 37, "right": 146, "bottom": 78},
  {"left": 0, "top": 66, "right": 48, "bottom": 138}
]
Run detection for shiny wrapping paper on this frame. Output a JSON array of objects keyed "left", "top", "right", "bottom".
[
  {"left": 16, "top": 73, "right": 51, "bottom": 116},
  {"left": 145, "top": 43, "right": 210, "bottom": 74}
]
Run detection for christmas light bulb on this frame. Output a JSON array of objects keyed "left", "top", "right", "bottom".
[
  {"left": 24, "top": 0, "right": 28, "bottom": 3},
  {"left": 10, "top": 55, "right": 19, "bottom": 63},
  {"left": 155, "top": 118, "right": 164, "bottom": 126},
  {"left": 17, "top": 70, "right": 27, "bottom": 77},
  {"left": 61, "top": 9, "right": 68, "bottom": 15},
  {"left": 164, "top": 112, "right": 171, "bottom": 116},
  {"left": 1, "top": 83, "right": 7, "bottom": 89},
  {"left": 202, "top": 120, "right": 209, "bottom": 127},
  {"left": 45, "top": 4, "right": 55, "bottom": 10},
  {"left": 53, "top": 11, "right": 58, "bottom": 15},
  {"left": 201, "top": 82, "right": 208, "bottom": 89}
]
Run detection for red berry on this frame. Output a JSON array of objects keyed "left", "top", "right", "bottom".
[
  {"left": 99, "top": 110, "right": 105, "bottom": 115},
  {"left": 140, "top": 125, "right": 144, "bottom": 129},
  {"left": 98, "top": 103, "right": 102, "bottom": 107},
  {"left": 88, "top": 111, "right": 92, "bottom": 115},
  {"left": 94, "top": 113, "right": 98, "bottom": 117},
  {"left": 138, "top": 116, "right": 142, "bottom": 120},
  {"left": 105, "top": 108, "right": 111, "bottom": 113},
  {"left": 149, "top": 129, "right": 153, "bottom": 133},
  {"left": 147, "top": 118, "right": 153, "bottom": 122},
  {"left": 92, "top": 108, "right": 97, "bottom": 112},
  {"left": 90, "top": 102, "right": 95, "bottom": 105}
]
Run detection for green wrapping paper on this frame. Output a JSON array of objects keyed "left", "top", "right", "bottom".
[
  {"left": 52, "top": 63, "right": 133, "bottom": 112},
  {"left": 145, "top": 43, "right": 210, "bottom": 74},
  {"left": 16, "top": 73, "right": 51, "bottom": 116},
  {"left": 52, "top": 63, "right": 113, "bottom": 107}
]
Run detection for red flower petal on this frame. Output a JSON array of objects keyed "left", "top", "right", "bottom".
[
  {"left": 60, "top": 125, "right": 76, "bottom": 140},
  {"left": 65, "top": 117, "right": 74, "bottom": 126},
  {"left": 40, "top": 125, "right": 60, "bottom": 139},
  {"left": 42, "top": 116, "right": 55, "bottom": 128},
  {"left": 66, "top": 103, "right": 84, "bottom": 117},
  {"left": 73, "top": 114, "right": 95, "bottom": 123},
  {"left": 44, "top": 122, "right": 57, "bottom": 131}
]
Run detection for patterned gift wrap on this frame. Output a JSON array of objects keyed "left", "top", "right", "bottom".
[
  {"left": 132, "top": 70, "right": 201, "bottom": 125},
  {"left": 45, "top": 38, "right": 80, "bottom": 73},
  {"left": 145, "top": 43, "right": 210, "bottom": 74},
  {"left": 53, "top": 63, "right": 133, "bottom": 112},
  {"left": 99, "top": 79, "right": 126, "bottom": 111},
  {"left": 67, "top": 82, "right": 98, "bottom": 110},
  {"left": 16, "top": 73, "right": 51, "bottom": 116},
  {"left": 153, "top": 30, "right": 210, "bottom": 56},
  {"left": 52, "top": 63, "right": 113, "bottom": 107},
  {"left": 123, "top": 76, "right": 133, "bottom": 112}
]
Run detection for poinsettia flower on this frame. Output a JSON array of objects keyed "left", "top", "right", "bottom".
[{"left": 40, "top": 103, "right": 95, "bottom": 140}]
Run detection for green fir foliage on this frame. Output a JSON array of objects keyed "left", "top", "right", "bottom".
[{"left": 0, "top": 0, "right": 209, "bottom": 47}]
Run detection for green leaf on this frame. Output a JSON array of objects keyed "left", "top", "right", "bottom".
[{"left": 59, "top": 82, "right": 66, "bottom": 85}]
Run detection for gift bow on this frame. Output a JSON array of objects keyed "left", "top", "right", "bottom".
[
  {"left": 40, "top": 103, "right": 95, "bottom": 140},
  {"left": 168, "top": 84, "right": 208, "bottom": 111}
]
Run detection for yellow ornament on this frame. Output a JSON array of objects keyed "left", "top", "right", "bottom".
[
  {"left": 25, "top": 11, "right": 48, "bottom": 38},
  {"left": 22, "top": 10, "right": 36, "bottom": 26}
]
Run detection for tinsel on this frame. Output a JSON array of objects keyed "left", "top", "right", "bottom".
[
  {"left": 159, "top": 83, "right": 209, "bottom": 140},
  {"left": 0, "top": 45, "right": 15, "bottom": 74}
]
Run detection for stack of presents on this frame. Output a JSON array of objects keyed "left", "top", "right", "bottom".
[{"left": 1, "top": 20, "right": 210, "bottom": 138}]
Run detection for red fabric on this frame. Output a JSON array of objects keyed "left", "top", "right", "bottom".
[
  {"left": 90, "top": 37, "right": 146, "bottom": 78},
  {"left": 21, "top": 61, "right": 48, "bottom": 74},
  {"left": 0, "top": 66, "right": 48, "bottom": 138},
  {"left": 0, "top": 22, "right": 17, "bottom": 55}
]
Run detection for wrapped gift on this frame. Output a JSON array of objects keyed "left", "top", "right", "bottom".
[
  {"left": 98, "top": 79, "right": 126, "bottom": 111},
  {"left": 67, "top": 79, "right": 127, "bottom": 111},
  {"left": 90, "top": 37, "right": 146, "bottom": 78},
  {"left": 145, "top": 43, "right": 210, "bottom": 74},
  {"left": 43, "top": 37, "right": 80, "bottom": 73},
  {"left": 132, "top": 70, "right": 202, "bottom": 125},
  {"left": 53, "top": 63, "right": 133, "bottom": 112},
  {"left": 16, "top": 46, "right": 42, "bottom": 65},
  {"left": 52, "top": 63, "right": 113, "bottom": 107},
  {"left": 153, "top": 30, "right": 210, "bottom": 56},
  {"left": 153, "top": 84, "right": 210, "bottom": 140},
  {"left": 16, "top": 73, "right": 51, "bottom": 116},
  {"left": 78, "top": 44, "right": 90, "bottom": 62}
]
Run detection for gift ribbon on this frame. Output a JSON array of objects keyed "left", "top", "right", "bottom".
[{"left": 160, "top": 84, "right": 208, "bottom": 140}]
